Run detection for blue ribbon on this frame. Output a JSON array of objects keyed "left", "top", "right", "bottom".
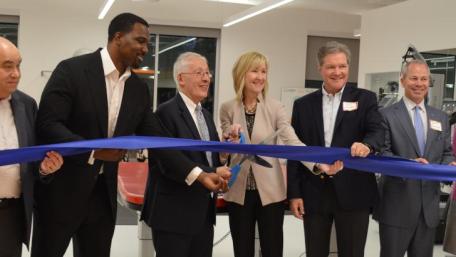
[{"left": 0, "top": 136, "right": 455, "bottom": 181}]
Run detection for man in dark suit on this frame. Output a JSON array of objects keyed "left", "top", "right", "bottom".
[
  {"left": 0, "top": 36, "right": 62, "bottom": 257},
  {"left": 287, "top": 41, "right": 384, "bottom": 257},
  {"left": 32, "top": 14, "right": 224, "bottom": 257},
  {"left": 141, "top": 52, "right": 230, "bottom": 257},
  {"left": 375, "top": 60, "right": 455, "bottom": 257}
]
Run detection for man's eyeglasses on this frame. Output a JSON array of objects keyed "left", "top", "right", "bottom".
[{"left": 180, "top": 71, "right": 213, "bottom": 79}]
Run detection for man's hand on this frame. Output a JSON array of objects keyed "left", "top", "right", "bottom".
[
  {"left": 93, "top": 149, "right": 127, "bottom": 162},
  {"left": 318, "top": 160, "right": 344, "bottom": 176},
  {"left": 414, "top": 158, "right": 429, "bottom": 164},
  {"left": 449, "top": 161, "right": 456, "bottom": 166},
  {"left": 216, "top": 166, "right": 232, "bottom": 180},
  {"left": 39, "top": 151, "right": 64, "bottom": 175},
  {"left": 289, "top": 198, "right": 305, "bottom": 220},
  {"left": 197, "top": 172, "right": 224, "bottom": 192},
  {"left": 223, "top": 124, "right": 242, "bottom": 143},
  {"left": 350, "top": 142, "right": 371, "bottom": 158}
]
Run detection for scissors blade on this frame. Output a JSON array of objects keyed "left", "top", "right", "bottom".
[
  {"left": 250, "top": 155, "right": 273, "bottom": 168},
  {"left": 229, "top": 154, "right": 249, "bottom": 168},
  {"left": 229, "top": 127, "right": 285, "bottom": 168}
]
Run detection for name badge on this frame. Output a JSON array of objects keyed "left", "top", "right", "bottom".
[
  {"left": 343, "top": 101, "right": 358, "bottom": 111},
  {"left": 430, "top": 120, "right": 442, "bottom": 132}
]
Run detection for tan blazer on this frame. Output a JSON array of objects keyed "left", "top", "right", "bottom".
[{"left": 220, "top": 95, "right": 312, "bottom": 206}]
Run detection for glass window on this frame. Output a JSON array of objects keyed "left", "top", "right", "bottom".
[
  {"left": 0, "top": 15, "right": 19, "bottom": 46},
  {"left": 137, "top": 26, "right": 219, "bottom": 115}
]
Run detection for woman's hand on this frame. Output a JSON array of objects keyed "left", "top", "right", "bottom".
[{"left": 223, "top": 124, "right": 242, "bottom": 143}]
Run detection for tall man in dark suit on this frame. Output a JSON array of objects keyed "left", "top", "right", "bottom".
[
  {"left": 375, "top": 60, "right": 455, "bottom": 257},
  {"left": 141, "top": 52, "right": 230, "bottom": 257},
  {"left": 287, "top": 41, "right": 384, "bottom": 257},
  {"left": 32, "top": 14, "right": 224, "bottom": 257},
  {"left": 0, "top": 36, "right": 63, "bottom": 257}
]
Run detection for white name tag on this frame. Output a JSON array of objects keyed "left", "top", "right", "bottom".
[
  {"left": 430, "top": 120, "right": 442, "bottom": 132},
  {"left": 343, "top": 101, "right": 358, "bottom": 111}
]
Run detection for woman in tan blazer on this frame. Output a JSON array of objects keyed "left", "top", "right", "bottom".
[{"left": 220, "top": 51, "right": 341, "bottom": 257}]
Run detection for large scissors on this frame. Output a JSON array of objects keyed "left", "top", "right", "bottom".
[
  {"left": 229, "top": 126, "right": 287, "bottom": 169},
  {"left": 227, "top": 127, "right": 286, "bottom": 187}
]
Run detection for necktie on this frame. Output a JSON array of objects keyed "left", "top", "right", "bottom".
[
  {"left": 195, "top": 105, "right": 213, "bottom": 166},
  {"left": 413, "top": 106, "right": 426, "bottom": 156}
]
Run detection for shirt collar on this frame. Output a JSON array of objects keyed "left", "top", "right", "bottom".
[
  {"left": 403, "top": 95, "right": 425, "bottom": 111},
  {"left": 179, "top": 91, "right": 201, "bottom": 113},
  {"left": 100, "top": 47, "right": 131, "bottom": 80},
  {"left": 322, "top": 84, "right": 345, "bottom": 98},
  {"left": 0, "top": 94, "right": 12, "bottom": 103}
]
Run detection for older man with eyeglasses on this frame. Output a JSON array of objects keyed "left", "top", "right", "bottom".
[{"left": 141, "top": 52, "right": 230, "bottom": 257}]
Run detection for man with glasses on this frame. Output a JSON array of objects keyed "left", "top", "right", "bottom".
[
  {"left": 141, "top": 52, "right": 230, "bottom": 257},
  {"left": 33, "top": 14, "right": 225, "bottom": 257}
]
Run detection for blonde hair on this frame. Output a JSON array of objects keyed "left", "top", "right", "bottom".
[{"left": 232, "top": 51, "right": 269, "bottom": 101}]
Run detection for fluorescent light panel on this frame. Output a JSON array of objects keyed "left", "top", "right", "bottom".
[
  {"left": 153, "top": 37, "right": 197, "bottom": 56},
  {"left": 98, "top": 0, "right": 116, "bottom": 20},
  {"left": 223, "top": 0, "right": 295, "bottom": 27}
]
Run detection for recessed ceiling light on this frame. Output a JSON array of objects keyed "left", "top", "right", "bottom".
[
  {"left": 223, "top": 0, "right": 295, "bottom": 27},
  {"left": 98, "top": 0, "right": 115, "bottom": 20}
]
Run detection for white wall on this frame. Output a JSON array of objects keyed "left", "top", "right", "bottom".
[
  {"left": 18, "top": 3, "right": 109, "bottom": 101},
  {"left": 358, "top": 0, "right": 456, "bottom": 89},
  {"left": 13, "top": 3, "right": 360, "bottom": 109},
  {"left": 217, "top": 8, "right": 360, "bottom": 121}
]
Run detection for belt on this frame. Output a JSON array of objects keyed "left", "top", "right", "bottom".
[{"left": 0, "top": 198, "right": 21, "bottom": 208}]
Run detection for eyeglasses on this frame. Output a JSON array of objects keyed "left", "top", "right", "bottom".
[{"left": 180, "top": 71, "right": 213, "bottom": 79}]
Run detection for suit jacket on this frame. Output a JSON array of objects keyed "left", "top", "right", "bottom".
[
  {"left": 141, "top": 93, "right": 220, "bottom": 235},
  {"left": 287, "top": 85, "right": 384, "bottom": 213},
  {"left": 10, "top": 90, "right": 37, "bottom": 247},
  {"left": 220, "top": 96, "right": 305, "bottom": 206},
  {"left": 35, "top": 49, "right": 195, "bottom": 224},
  {"left": 375, "top": 99, "right": 453, "bottom": 228}
]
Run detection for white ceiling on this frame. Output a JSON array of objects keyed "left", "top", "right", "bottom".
[{"left": 0, "top": 0, "right": 406, "bottom": 28}]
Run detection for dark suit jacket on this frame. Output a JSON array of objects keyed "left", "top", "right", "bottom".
[
  {"left": 287, "top": 85, "right": 384, "bottom": 213},
  {"left": 141, "top": 93, "right": 220, "bottom": 235},
  {"left": 10, "top": 90, "right": 37, "bottom": 246},
  {"left": 375, "top": 99, "right": 454, "bottom": 228},
  {"left": 35, "top": 50, "right": 195, "bottom": 224}
]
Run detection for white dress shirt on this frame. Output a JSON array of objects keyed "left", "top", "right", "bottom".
[
  {"left": 88, "top": 48, "right": 130, "bottom": 167},
  {"left": 402, "top": 96, "right": 428, "bottom": 140},
  {"left": 322, "top": 85, "right": 345, "bottom": 147},
  {"left": 0, "top": 96, "right": 21, "bottom": 198},
  {"left": 178, "top": 91, "right": 205, "bottom": 185}
]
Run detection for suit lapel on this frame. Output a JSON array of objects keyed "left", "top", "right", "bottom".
[
  {"left": 333, "top": 86, "right": 354, "bottom": 136},
  {"left": 176, "top": 94, "right": 201, "bottom": 140},
  {"left": 85, "top": 50, "right": 108, "bottom": 138},
  {"left": 10, "top": 94, "right": 28, "bottom": 176},
  {"left": 424, "top": 106, "right": 438, "bottom": 157},
  {"left": 10, "top": 95, "right": 27, "bottom": 148},
  {"left": 394, "top": 100, "right": 421, "bottom": 156},
  {"left": 312, "top": 90, "right": 325, "bottom": 146}
]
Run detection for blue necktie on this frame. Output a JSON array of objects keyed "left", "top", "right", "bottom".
[
  {"left": 413, "top": 106, "right": 426, "bottom": 156},
  {"left": 195, "top": 105, "right": 212, "bottom": 167}
]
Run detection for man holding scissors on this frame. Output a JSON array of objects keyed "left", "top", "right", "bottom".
[{"left": 141, "top": 52, "right": 230, "bottom": 257}]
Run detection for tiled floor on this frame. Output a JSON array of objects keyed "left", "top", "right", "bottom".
[{"left": 23, "top": 215, "right": 456, "bottom": 257}]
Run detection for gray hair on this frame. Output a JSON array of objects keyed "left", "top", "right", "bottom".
[
  {"left": 173, "top": 52, "right": 208, "bottom": 87},
  {"left": 317, "top": 41, "right": 351, "bottom": 66},
  {"left": 401, "top": 59, "right": 430, "bottom": 78}
]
